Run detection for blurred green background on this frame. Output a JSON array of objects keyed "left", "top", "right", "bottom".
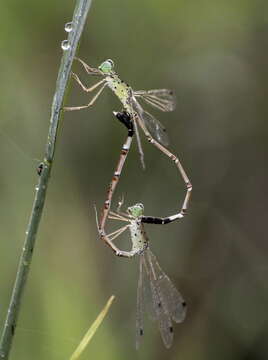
[{"left": 1, "top": 0, "right": 268, "bottom": 359}]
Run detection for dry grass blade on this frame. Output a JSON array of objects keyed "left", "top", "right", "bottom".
[{"left": 70, "top": 295, "right": 115, "bottom": 360}]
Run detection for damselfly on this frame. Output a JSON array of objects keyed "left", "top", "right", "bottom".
[
  {"left": 64, "top": 58, "right": 176, "bottom": 169},
  {"left": 95, "top": 202, "right": 186, "bottom": 348}
]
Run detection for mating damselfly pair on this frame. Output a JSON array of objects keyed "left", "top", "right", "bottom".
[{"left": 65, "top": 58, "right": 192, "bottom": 348}]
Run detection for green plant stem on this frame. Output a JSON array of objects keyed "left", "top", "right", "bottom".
[{"left": 0, "top": 0, "right": 93, "bottom": 358}]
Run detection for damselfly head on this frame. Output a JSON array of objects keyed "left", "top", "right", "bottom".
[
  {"left": 98, "top": 59, "right": 114, "bottom": 74},
  {"left": 127, "top": 203, "right": 144, "bottom": 218}
]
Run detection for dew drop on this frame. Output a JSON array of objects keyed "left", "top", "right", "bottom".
[
  {"left": 61, "top": 40, "right": 70, "bottom": 51},
  {"left": 64, "top": 22, "right": 73, "bottom": 32},
  {"left": 35, "top": 185, "right": 39, "bottom": 191}
]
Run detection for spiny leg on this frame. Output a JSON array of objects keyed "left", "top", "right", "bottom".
[
  {"left": 109, "top": 210, "right": 130, "bottom": 221},
  {"left": 64, "top": 82, "right": 107, "bottom": 111},
  {"left": 108, "top": 214, "right": 129, "bottom": 222},
  {"left": 71, "top": 73, "right": 106, "bottom": 93},
  {"left": 107, "top": 224, "right": 129, "bottom": 242},
  {"left": 74, "top": 57, "right": 102, "bottom": 76},
  {"left": 95, "top": 205, "right": 134, "bottom": 258},
  {"left": 114, "top": 210, "right": 130, "bottom": 219},
  {"left": 109, "top": 210, "right": 128, "bottom": 219},
  {"left": 134, "top": 115, "right": 192, "bottom": 224},
  {"left": 99, "top": 228, "right": 133, "bottom": 257}
]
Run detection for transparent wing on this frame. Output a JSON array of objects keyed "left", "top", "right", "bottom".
[
  {"left": 131, "top": 97, "right": 169, "bottom": 147},
  {"left": 133, "top": 116, "right": 146, "bottom": 169},
  {"left": 141, "top": 255, "right": 158, "bottom": 322},
  {"left": 134, "top": 89, "right": 176, "bottom": 112},
  {"left": 136, "top": 256, "right": 146, "bottom": 349},
  {"left": 144, "top": 249, "right": 174, "bottom": 348},
  {"left": 148, "top": 249, "right": 187, "bottom": 324}
]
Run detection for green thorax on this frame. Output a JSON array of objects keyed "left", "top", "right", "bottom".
[{"left": 105, "top": 74, "right": 133, "bottom": 112}]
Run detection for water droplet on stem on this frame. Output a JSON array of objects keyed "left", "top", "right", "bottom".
[
  {"left": 61, "top": 40, "right": 70, "bottom": 51},
  {"left": 64, "top": 22, "right": 73, "bottom": 32}
]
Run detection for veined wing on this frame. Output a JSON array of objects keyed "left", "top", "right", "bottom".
[
  {"left": 136, "top": 254, "right": 159, "bottom": 348},
  {"left": 134, "top": 89, "right": 176, "bottom": 112},
  {"left": 144, "top": 249, "right": 174, "bottom": 348},
  {"left": 131, "top": 97, "right": 169, "bottom": 147},
  {"left": 148, "top": 249, "right": 187, "bottom": 324},
  {"left": 136, "top": 256, "right": 146, "bottom": 349}
]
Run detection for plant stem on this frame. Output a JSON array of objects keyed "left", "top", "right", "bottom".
[{"left": 0, "top": 0, "right": 93, "bottom": 358}]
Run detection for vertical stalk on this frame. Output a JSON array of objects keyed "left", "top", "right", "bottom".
[{"left": 0, "top": 0, "right": 93, "bottom": 358}]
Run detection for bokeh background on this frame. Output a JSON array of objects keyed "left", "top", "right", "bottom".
[{"left": 1, "top": 0, "right": 268, "bottom": 359}]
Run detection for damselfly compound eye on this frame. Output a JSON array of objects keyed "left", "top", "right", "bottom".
[
  {"left": 98, "top": 59, "right": 114, "bottom": 74},
  {"left": 107, "top": 59, "right": 114, "bottom": 68},
  {"left": 136, "top": 203, "right": 144, "bottom": 211}
]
